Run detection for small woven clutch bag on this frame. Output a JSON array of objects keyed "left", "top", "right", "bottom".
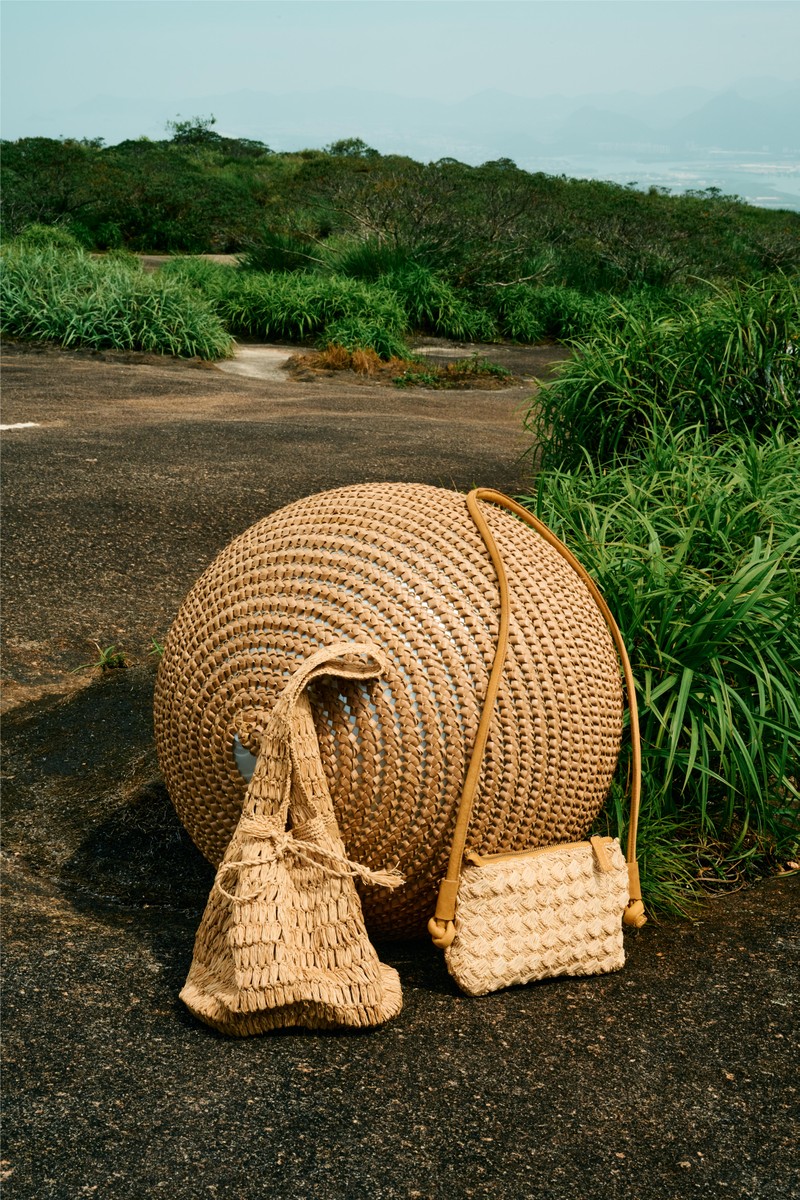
[{"left": 429, "top": 490, "right": 646, "bottom": 996}]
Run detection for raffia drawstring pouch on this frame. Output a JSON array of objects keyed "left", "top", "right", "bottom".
[
  {"left": 428, "top": 491, "right": 646, "bottom": 997},
  {"left": 180, "top": 643, "right": 404, "bottom": 1034}
]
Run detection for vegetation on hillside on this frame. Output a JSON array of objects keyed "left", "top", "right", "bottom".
[
  {"left": 2, "top": 121, "right": 799, "bottom": 360},
  {"left": 2, "top": 123, "right": 798, "bottom": 277}
]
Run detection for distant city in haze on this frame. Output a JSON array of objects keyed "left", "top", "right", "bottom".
[{"left": 3, "top": 2, "right": 799, "bottom": 210}]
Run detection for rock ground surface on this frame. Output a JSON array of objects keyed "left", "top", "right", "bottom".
[{"left": 1, "top": 343, "right": 798, "bottom": 1200}]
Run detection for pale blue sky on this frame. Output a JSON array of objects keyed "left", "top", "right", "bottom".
[{"left": 3, "top": 0, "right": 799, "bottom": 125}]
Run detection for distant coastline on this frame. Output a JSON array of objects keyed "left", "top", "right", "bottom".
[{"left": 514, "top": 152, "right": 800, "bottom": 212}]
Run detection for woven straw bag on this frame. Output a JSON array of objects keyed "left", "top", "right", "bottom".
[
  {"left": 428, "top": 492, "right": 645, "bottom": 996},
  {"left": 443, "top": 838, "right": 633, "bottom": 996},
  {"left": 181, "top": 643, "right": 403, "bottom": 1033},
  {"left": 155, "top": 482, "right": 627, "bottom": 940}
]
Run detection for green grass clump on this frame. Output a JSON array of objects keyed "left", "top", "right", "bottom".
[
  {"left": 529, "top": 275, "right": 800, "bottom": 469},
  {"left": 10, "top": 222, "right": 87, "bottom": 252},
  {"left": 159, "top": 255, "right": 235, "bottom": 292},
  {"left": 319, "top": 318, "right": 409, "bottom": 360},
  {"left": 393, "top": 354, "right": 512, "bottom": 389},
  {"left": 164, "top": 258, "right": 408, "bottom": 356},
  {"left": 387, "top": 266, "right": 498, "bottom": 342},
  {"left": 489, "top": 284, "right": 547, "bottom": 343},
  {"left": 240, "top": 231, "right": 318, "bottom": 273},
  {"left": 321, "top": 236, "right": 421, "bottom": 281},
  {"left": 489, "top": 283, "right": 623, "bottom": 343},
  {"left": 521, "top": 429, "right": 800, "bottom": 913},
  {"left": 0, "top": 244, "right": 234, "bottom": 359}
]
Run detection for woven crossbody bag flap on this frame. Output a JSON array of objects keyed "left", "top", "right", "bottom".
[
  {"left": 429, "top": 490, "right": 646, "bottom": 996},
  {"left": 445, "top": 837, "right": 630, "bottom": 996}
]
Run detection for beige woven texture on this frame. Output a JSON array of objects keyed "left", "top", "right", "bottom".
[
  {"left": 155, "top": 483, "right": 624, "bottom": 939},
  {"left": 444, "top": 839, "right": 630, "bottom": 996},
  {"left": 181, "top": 643, "right": 403, "bottom": 1033}
]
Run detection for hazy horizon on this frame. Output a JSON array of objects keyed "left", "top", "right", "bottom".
[{"left": 3, "top": 1, "right": 799, "bottom": 208}]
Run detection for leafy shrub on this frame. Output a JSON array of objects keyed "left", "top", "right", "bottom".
[
  {"left": 12, "top": 222, "right": 86, "bottom": 252},
  {"left": 393, "top": 367, "right": 440, "bottom": 388},
  {"left": 529, "top": 286, "right": 611, "bottom": 340},
  {"left": 0, "top": 244, "right": 233, "bottom": 359},
  {"left": 240, "top": 231, "right": 319, "bottom": 273},
  {"left": 322, "top": 237, "right": 420, "bottom": 280},
  {"left": 393, "top": 354, "right": 511, "bottom": 389},
  {"left": 489, "top": 284, "right": 547, "bottom": 343},
  {"left": 160, "top": 255, "right": 238, "bottom": 296},
  {"left": 320, "top": 317, "right": 409, "bottom": 359},
  {"left": 522, "top": 429, "right": 800, "bottom": 912},
  {"left": 5, "top": 134, "right": 799, "bottom": 281},
  {"left": 165, "top": 261, "right": 408, "bottom": 349},
  {"left": 445, "top": 354, "right": 511, "bottom": 381},
  {"left": 387, "top": 266, "right": 497, "bottom": 341},
  {"left": 488, "top": 283, "right": 617, "bottom": 343},
  {"left": 529, "top": 275, "right": 800, "bottom": 469},
  {"left": 160, "top": 254, "right": 229, "bottom": 285}
]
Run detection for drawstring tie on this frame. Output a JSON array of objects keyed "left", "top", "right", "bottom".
[{"left": 214, "top": 814, "right": 404, "bottom": 903}]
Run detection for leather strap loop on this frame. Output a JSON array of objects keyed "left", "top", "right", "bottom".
[{"left": 428, "top": 488, "right": 645, "bottom": 945}]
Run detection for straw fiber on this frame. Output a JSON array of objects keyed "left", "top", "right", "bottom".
[
  {"left": 155, "top": 483, "right": 624, "bottom": 939},
  {"left": 444, "top": 839, "right": 631, "bottom": 997},
  {"left": 181, "top": 643, "right": 403, "bottom": 1033}
]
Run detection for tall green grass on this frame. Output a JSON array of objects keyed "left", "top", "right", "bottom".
[
  {"left": 240, "top": 231, "right": 320, "bottom": 273},
  {"left": 386, "top": 265, "right": 497, "bottom": 342},
  {"left": 164, "top": 257, "right": 408, "bottom": 356},
  {"left": 529, "top": 275, "right": 800, "bottom": 468},
  {"left": 489, "top": 284, "right": 611, "bottom": 342},
  {"left": 11, "top": 222, "right": 87, "bottom": 252},
  {"left": 521, "top": 429, "right": 800, "bottom": 913},
  {"left": 319, "top": 236, "right": 421, "bottom": 281},
  {"left": 168, "top": 246, "right": 692, "bottom": 353},
  {"left": 0, "top": 243, "right": 233, "bottom": 359}
]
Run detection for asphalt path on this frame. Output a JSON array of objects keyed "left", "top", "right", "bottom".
[
  {"left": 1, "top": 344, "right": 798, "bottom": 1200},
  {"left": 0, "top": 341, "right": 545, "bottom": 696}
]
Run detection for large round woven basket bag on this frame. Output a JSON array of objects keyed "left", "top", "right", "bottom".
[{"left": 154, "top": 482, "right": 624, "bottom": 939}]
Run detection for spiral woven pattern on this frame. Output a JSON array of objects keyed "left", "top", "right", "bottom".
[{"left": 154, "top": 482, "right": 623, "bottom": 938}]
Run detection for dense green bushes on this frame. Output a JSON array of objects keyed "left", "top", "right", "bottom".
[
  {"left": 526, "top": 432, "right": 799, "bottom": 912},
  {"left": 0, "top": 242, "right": 233, "bottom": 358},
  {"left": 162, "top": 257, "right": 409, "bottom": 353},
  {"left": 0, "top": 241, "right": 420, "bottom": 360},
  {"left": 3, "top": 126, "right": 799, "bottom": 363},
  {"left": 528, "top": 275, "right": 799, "bottom": 468},
  {"left": 386, "top": 266, "right": 497, "bottom": 342},
  {"left": 3, "top": 132, "right": 799, "bottom": 283},
  {"left": 518, "top": 268, "right": 800, "bottom": 912}
]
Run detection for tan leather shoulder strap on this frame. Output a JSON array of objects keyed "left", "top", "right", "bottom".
[{"left": 428, "top": 488, "right": 645, "bottom": 949}]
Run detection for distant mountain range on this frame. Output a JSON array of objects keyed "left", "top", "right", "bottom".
[{"left": 6, "top": 76, "right": 797, "bottom": 165}]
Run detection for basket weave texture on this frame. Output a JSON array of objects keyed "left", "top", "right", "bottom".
[
  {"left": 154, "top": 482, "right": 624, "bottom": 938},
  {"left": 180, "top": 643, "right": 403, "bottom": 1033},
  {"left": 443, "top": 839, "right": 630, "bottom": 996}
]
